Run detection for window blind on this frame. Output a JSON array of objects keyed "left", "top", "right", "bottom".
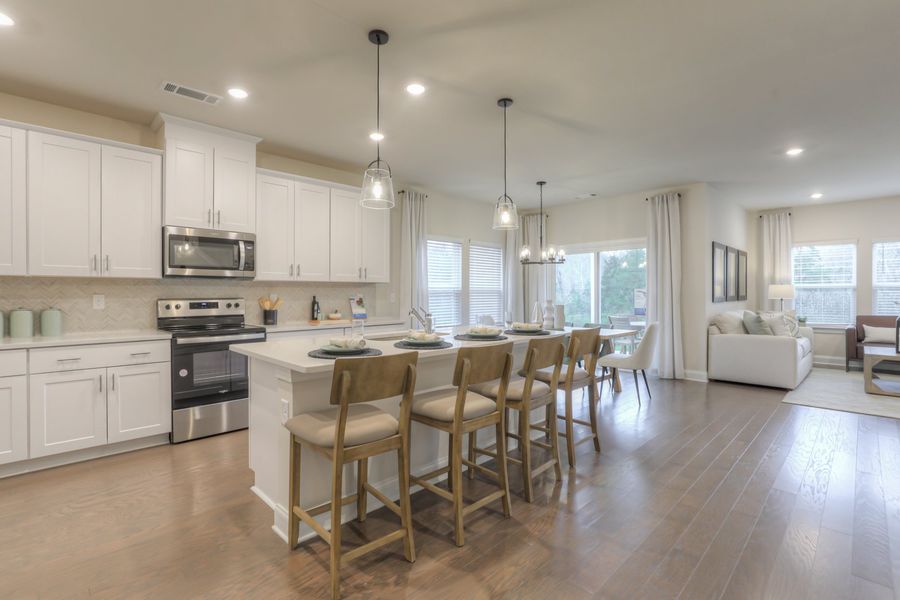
[
  {"left": 468, "top": 243, "right": 504, "bottom": 325},
  {"left": 873, "top": 241, "right": 900, "bottom": 315},
  {"left": 426, "top": 239, "right": 462, "bottom": 328},
  {"left": 792, "top": 243, "right": 856, "bottom": 324}
]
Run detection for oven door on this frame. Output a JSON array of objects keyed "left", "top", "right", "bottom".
[
  {"left": 164, "top": 226, "right": 256, "bottom": 278},
  {"left": 171, "top": 334, "right": 263, "bottom": 409}
]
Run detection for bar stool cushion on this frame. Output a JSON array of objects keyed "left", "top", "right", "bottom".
[
  {"left": 534, "top": 366, "right": 589, "bottom": 384},
  {"left": 285, "top": 405, "right": 399, "bottom": 447},
  {"left": 412, "top": 388, "right": 497, "bottom": 421},
  {"left": 470, "top": 378, "right": 551, "bottom": 402}
]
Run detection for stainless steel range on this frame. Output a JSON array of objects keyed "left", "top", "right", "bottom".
[{"left": 157, "top": 298, "right": 266, "bottom": 443}]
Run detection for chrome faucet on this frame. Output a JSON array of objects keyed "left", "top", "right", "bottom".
[{"left": 409, "top": 307, "right": 434, "bottom": 334}]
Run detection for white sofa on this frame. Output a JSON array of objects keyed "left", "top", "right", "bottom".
[{"left": 707, "top": 312, "right": 814, "bottom": 390}]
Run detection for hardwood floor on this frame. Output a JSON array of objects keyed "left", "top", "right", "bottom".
[{"left": 1, "top": 376, "right": 898, "bottom": 599}]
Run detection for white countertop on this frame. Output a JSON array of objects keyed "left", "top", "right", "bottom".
[
  {"left": 0, "top": 329, "right": 172, "bottom": 350},
  {"left": 231, "top": 330, "right": 565, "bottom": 375},
  {"left": 263, "top": 316, "right": 405, "bottom": 334}
]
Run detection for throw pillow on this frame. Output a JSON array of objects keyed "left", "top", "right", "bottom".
[
  {"left": 758, "top": 310, "right": 800, "bottom": 336},
  {"left": 863, "top": 324, "right": 896, "bottom": 344},
  {"left": 712, "top": 311, "right": 746, "bottom": 335},
  {"left": 743, "top": 311, "right": 774, "bottom": 335},
  {"left": 763, "top": 315, "right": 792, "bottom": 337}
]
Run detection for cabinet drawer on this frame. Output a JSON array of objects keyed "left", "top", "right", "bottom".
[
  {"left": 29, "top": 341, "right": 170, "bottom": 374},
  {"left": 0, "top": 350, "right": 27, "bottom": 377}
]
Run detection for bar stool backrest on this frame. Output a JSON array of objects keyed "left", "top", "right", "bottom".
[
  {"left": 566, "top": 327, "right": 601, "bottom": 382},
  {"left": 520, "top": 336, "right": 565, "bottom": 395},
  {"left": 330, "top": 352, "right": 419, "bottom": 406},
  {"left": 453, "top": 342, "right": 514, "bottom": 387}
]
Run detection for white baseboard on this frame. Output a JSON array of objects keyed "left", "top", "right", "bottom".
[
  {"left": 684, "top": 370, "right": 709, "bottom": 383},
  {"left": 814, "top": 355, "right": 845, "bottom": 369}
]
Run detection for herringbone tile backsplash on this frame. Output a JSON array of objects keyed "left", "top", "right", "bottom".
[{"left": 0, "top": 277, "right": 379, "bottom": 334}]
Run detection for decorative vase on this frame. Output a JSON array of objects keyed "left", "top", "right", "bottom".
[{"left": 542, "top": 300, "right": 555, "bottom": 330}]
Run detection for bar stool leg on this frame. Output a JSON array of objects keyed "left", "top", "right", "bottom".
[
  {"left": 519, "top": 406, "right": 534, "bottom": 502},
  {"left": 548, "top": 400, "right": 562, "bottom": 481},
  {"left": 447, "top": 433, "right": 454, "bottom": 492},
  {"left": 329, "top": 454, "right": 343, "bottom": 599},
  {"left": 396, "top": 446, "right": 416, "bottom": 562},
  {"left": 588, "top": 381, "right": 601, "bottom": 453},
  {"left": 495, "top": 421, "right": 512, "bottom": 517},
  {"left": 467, "top": 430, "right": 477, "bottom": 480},
  {"left": 544, "top": 404, "right": 552, "bottom": 441},
  {"left": 451, "top": 432, "right": 465, "bottom": 546},
  {"left": 357, "top": 458, "right": 368, "bottom": 522},
  {"left": 564, "top": 388, "right": 576, "bottom": 468},
  {"left": 288, "top": 438, "right": 302, "bottom": 549}
]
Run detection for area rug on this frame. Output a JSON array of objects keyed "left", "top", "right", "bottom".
[{"left": 783, "top": 368, "right": 900, "bottom": 420}]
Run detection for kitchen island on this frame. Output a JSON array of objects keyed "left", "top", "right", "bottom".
[{"left": 231, "top": 329, "right": 563, "bottom": 543}]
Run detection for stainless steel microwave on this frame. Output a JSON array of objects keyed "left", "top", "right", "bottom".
[{"left": 163, "top": 226, "right": 256, "bottom": 278}]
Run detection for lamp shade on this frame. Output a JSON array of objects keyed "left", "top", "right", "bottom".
[
  {"left": 767, "top": 284, "right": 795, "bottom": 300},
  {"left": 360, "top": 162, "right": 395, "bottom": 209},
  {"left": 492, "top": 196, "right": 519, "bottom": 230}
]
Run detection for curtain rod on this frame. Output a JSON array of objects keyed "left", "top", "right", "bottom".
[
  {"left": 397, "top": 190, "right": 428, "bottom": 198},
  {"left": 644, "top": 192, "right": 682, "bottom": 201},
  {"left": 758, "top": 212, "right": 791, "bottom": 218}
]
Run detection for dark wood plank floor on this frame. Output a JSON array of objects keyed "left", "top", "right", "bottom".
[{"left": 1, "top": 376, "right": 898, "bottom": 599}]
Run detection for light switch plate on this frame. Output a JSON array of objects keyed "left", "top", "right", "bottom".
[
  {"left": 280, "top": 399, "right": 290, "bottom": 425},
  {"left": 92, "top": 294, "right": 105, "bottom": 310}
]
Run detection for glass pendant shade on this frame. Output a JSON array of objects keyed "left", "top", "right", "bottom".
[
  {"left": 360, "top": 160, "right": 395, "bottom": 209},
  {"left": 493, "top": 196, "right": 519, "bottom": 230}
]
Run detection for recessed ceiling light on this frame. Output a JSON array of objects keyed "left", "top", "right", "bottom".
[
  {"left": 406, "top": 83, "right": 426, "bottom": 96},
  {"left": 369, "top": 131, "right": 384, "bottom": 141},
  {"left": 0, "top": 12, "right": 14, "bottom": 26},
  {"left": 810, "top": 192, "right": 823, "bottom": 199},
  {"left": 227, "top": 88, "right": 249, "bottom": 99},
  {"left": 785, "top": 147, "right": 804, "bottom": 156}
]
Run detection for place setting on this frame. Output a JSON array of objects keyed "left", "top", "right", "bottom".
[
  {"left": 308, "top": 336, "right": 382, "bottom": 360},
  {"left": 393, "top": 330, "right": 453, "bottom": 350},
  {"left": 503, "top": 321, "right": 552, "bottom": 336},
  {"left": 454, "top": 325, "right": 508, "bottom": 342}
]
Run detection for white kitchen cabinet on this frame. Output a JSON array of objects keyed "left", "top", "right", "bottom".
[
  {"left": 101, "top": 145, "right": 162, "bottom": 278},
  {"left": 214, "top": 143, "right": 256, "bottom": 233},
  {"left": 0, "top": 375, "right": 27, "bottom": 465},
  {"left": 0, "top": 125, "right": 26, "bottom": 276},
  {"left": 360, "top": 205, "right": 390, "bottom": 282},
  {"left": 294, "top": 182, "right": 331, "bottom": 281},
  {"left": 164, "top": 137, "right": 215, "bottom": 229},
  {"left": 30, "top": 368, "right": 107, "bottom": 458},
  {"left": 256, "top": 174, "right": 294, "bottom": 281},
  {"left": 329, "top": 188, "right": 363, "bottom": 282},
  {"left": 107, "top": 363, "right": 171, "bottom": 443},
  {"left": 27, "top": 131, "right": 102, "bottom": 277}
]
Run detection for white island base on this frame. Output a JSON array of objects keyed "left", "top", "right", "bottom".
[{"left": 232, "top": 332, "right": 557, "bottom": 544}]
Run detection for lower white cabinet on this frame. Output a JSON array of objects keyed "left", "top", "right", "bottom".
[
  {"left": 0, "top": 375, "right": 27, "bottom": 465},
  {"left": 107, "top": 363, "right": 171, "bottom": 443},
  {"left": 30, "top": 368, "right": 107, "bottom": 458}
]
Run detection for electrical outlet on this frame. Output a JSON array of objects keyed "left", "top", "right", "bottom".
[
  {"left": 280, "top": 399, "right": 290, "bottom": 425},
  {"left": 389, "top": 292, "right": 397, "bottom": 304},
  {"left": 92, "top": 294, "right": 105, "bottom": 310}
]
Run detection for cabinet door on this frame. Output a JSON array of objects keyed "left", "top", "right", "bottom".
[
  {"left": 214, "top": 144, "right": 256, "bottom": 233},
  {"left": 295, "top": 182, "right": 331, "bottom": 281},
  {"left": 164, "top": 137, "right": 214, "bottom": 229},
  {"left": 361, "top": 204, "right": 391, "bottom": 282},
  {"left": 0, "top": 375, "right": 27, "bottom": 465},
  {"left": 29, "top": 368, "right": 107, "bottom": 458},
  {"left": 255, "top": 174, "right": 294, "bottom": 281},
  {"left": 27, "top": 132, "right": 102, "bottom": 277},
  {"left": 107, "top": 363, "right": 171, "bottom": 443},
  {"left": 0, "top": 126, "right": 26, "bottom": 276},
  {"left": 101, "top": 146, "right": 162, "bottom": 278},
  {"left": 329, "top": 189, "right": 362, "bottom": 282}
]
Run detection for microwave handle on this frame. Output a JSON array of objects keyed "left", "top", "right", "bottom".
[{"left": 238, "top": 240, "right": 246, "bottom": 271}]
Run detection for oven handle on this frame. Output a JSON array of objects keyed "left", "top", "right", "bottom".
[
  {"left": 175, "top": 332, "right": 266, "bottom": 345},
  {"left": 238, "top": 240, "right": 246, "bottom": 272}
]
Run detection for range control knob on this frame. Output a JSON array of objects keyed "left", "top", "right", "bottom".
[
  {"left": 175, "top": 303, "right": 182, "bottom": 310},
  {"left": 234, "top": 302, "right": 241, "bottom": 308},
  {"left": 226, "top": 302, "right": 233, "bottom": 309},
  {"left": 164, "top": 304, "right": 171, "bottom": 310}
]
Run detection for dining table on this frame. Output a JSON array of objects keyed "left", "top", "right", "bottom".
[{"left": 564, "top": 326, "right": 639, "bottom": 392}]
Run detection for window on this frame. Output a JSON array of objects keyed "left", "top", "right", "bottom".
[
  {"left": 555, "top": 253, "right": 595, "bottom": 326},
  {"left": 468, "top": 243, "right": 504, "bottom": 325},
  {"left": 426, "top": 238, "right": 504, "bottom": 328},
  {"left": 427, "top": 239, "right": 462, "bottom": 329},
  {"left": 873, "top": 241, "right": 900, "bottom": 315},
  {"left": 791, "top": 243, "right": 856, "bottom": 324}
]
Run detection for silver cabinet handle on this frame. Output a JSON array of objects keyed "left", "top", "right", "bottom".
[
  {"left": 364, "top": 267, "right": 368, "bottom": 279},
  {"left": 208, "top": 209, "right": 212, "bottom": 225},
  {"left": 289, "top": 264, "right": 293, "bottom": 277},
  {"left": 105, "top": 255, "right": 110, "bottom": 272},
  {"left": 358, "top": 267, "right": 362, "bottom": 279},
  {"left": 217, "top": 210, "right": 221, "bottom": 226},
  {"left": 92, "top": 254, "right": 98, "bottom": 272},
  {"left": 56, "top": 357, "right": 81, "bottom": 363},
  {"left": 111, "top": 373, "right": 116, "bottom": 391},
  {"left": 130, "top": 351, "right": 151, "bottom": 357},
  {"left": 99, "top": 374, "right": 103, "bottom": 393}
]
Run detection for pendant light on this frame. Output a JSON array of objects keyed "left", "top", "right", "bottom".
[
  {"left": 520, "top": 181, "right": 565, "bottom": 265},
  {"left": 492, "top": 98, "right": 519, "bottom": 230},
  {"left": 360, "top": 29, "right": 395, "bottom": 209}
]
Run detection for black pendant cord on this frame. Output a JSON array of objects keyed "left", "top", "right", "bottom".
[
  {"left": 503, "top": 104, "right": 507, "bottom": 201},
  {"left": 376, "top": 41, "right": 381, "bottom": 164},
  {"left": 539, "top": 184, "right": 544, "bottom": 253}
]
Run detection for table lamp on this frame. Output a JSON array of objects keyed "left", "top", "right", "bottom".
[{"left": 767, "top": 284, "right": 795, "bottom": 312}]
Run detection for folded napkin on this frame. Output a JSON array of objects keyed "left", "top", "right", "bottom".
[
  {"left": 407, "top": 330, "right": 442, "bottom": 342},
  {"left": 468, "top": 325, "right": 502, "bottom": 336},
  {"left": 328, "top": 337, "right": 366, "bottom": 349},
  {"left": 511, "top": 322, "right": 542, "bottom": 331}
]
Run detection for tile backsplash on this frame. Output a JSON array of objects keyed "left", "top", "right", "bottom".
[{"left": 0, "top": 277, "right": 381, "bottom": 334}]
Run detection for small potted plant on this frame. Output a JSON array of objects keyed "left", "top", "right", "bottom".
[{"left": 797, "top": 315, "right": 807, "bottom": 325}]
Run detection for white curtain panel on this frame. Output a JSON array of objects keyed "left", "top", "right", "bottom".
[
  {"left": 647, "top": 192, "right": 685, "bottom": 379},
  {"left": 505, "top": 226, "right": 523, "bottom": 321},
  {"left": 399, "top": 190, "right": 428, "bottom": 323},
  {"left": 761, "top": 212, "right": 793, "bottom": 310},
  {"left": 520, "top": 213, "right": 555, "bottom": 322}
]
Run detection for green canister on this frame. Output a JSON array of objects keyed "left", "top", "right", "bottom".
[
  {"left": 40, "top": 308, "right": 64, "bottom": 337},
  {"left": 9, "top": 309, "right": 34, "bottom": 338}
]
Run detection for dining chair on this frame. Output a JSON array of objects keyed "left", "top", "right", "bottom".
[
  {"left": 598, "top": 323, "right": 658, "bottom": 405},
  {"left": 410, "top": 343, "right": 514, "bottom": 546},
  {"left": 284, "top": 352, "right": 418, "bottom": 600},
  {"left": 608, "top": 315, "right": 637, "bottom": 353}
]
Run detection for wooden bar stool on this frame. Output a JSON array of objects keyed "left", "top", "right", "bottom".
[
  {"left": 410, "top": 342, "right": 514, "bottom": 546},
  {"left": 539, "top": 327, "right": 602, "bottom": 468},
  {"left": 470, "top": 336, "right": 564, "bottom": 503},
  {"left": 285, "top": 352, "right": 418, "bottom": 600}
]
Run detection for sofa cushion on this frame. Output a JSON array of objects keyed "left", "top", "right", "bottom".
[
  {"left": 712, "top": 311, "right": 746, "bottom": 335},
  {"left": 855, "top": 315, "right": 898, "bottom": 342},
  {"left": 743, "top": 311, "right": 773, "bottom": 335},
  {"left": 863, "top": 324, "right": 896, "bottom": 344},
  {"left": 797, "top": 336, "right": 812, "bottom": 358}
]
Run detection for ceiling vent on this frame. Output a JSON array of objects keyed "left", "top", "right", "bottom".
[{"left": 160, "top": 81, "right": 222, "bottom": 105}]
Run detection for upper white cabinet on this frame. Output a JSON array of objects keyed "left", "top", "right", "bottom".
[
  {"left": 101, "top": 146, "right": 162, "bottom": 278},
  {"left": 361, "top": 205, "right": 390, "bottom": 283},
  {"left": 0, "top": 126, "right": 26, "bottom": 276},
  {"left": 256, "top": 174, "right": 294, "bottom": 281},
  {"left": 27, "top": 131, "right": 162, "bottom": 279},
  {"left": 329, "top": 188, "right": 363, "bottom": 282},
  {"left": 156, "top": 114, "right": 260, "bottom": 234},
  {"left": 295, "top": 182, "right": 331, "bottom": 281}
]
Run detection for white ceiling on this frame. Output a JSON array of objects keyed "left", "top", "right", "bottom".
[{"left": 1, "top": 0, "right": 899, "bottom": 209}]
